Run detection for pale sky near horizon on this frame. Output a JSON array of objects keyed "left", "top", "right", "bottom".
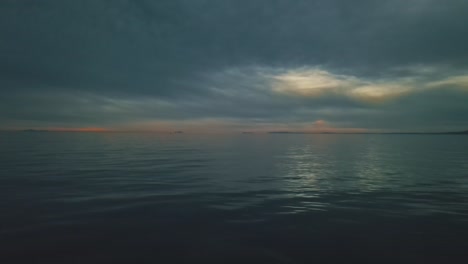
[{"left": 1, "top": 0, "right": 468, "bottom": 132}]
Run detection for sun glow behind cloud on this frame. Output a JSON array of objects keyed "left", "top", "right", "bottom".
[
  {"left": 269, "top": 68, "right": 415, "bottom": 103},
  {"left": 264, "top": 66, "right": 468, "bottom": 104},
  {"left": 428, "top": 75, "right": 468, "bottom": 90},
  {"left": 272, "top": 69, "right": 356, "bottom": 97}
]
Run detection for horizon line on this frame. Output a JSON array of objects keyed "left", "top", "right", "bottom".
[{"left": 2, "top": 128, "right": 467, "bottom": 135}]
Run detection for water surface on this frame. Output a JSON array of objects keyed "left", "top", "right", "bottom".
[{"left": 1, "top": 132, "right": 468, "bottom": 263}]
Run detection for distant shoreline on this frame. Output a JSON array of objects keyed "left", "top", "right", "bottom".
[
  {"left": 268, "top": 131, "right": 468, "bottom": 135},
  {"left": 0, "top": 129, "right": 467, "bottom": 135}
]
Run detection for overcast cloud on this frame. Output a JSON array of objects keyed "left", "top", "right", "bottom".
[{"left": 1, "top": 0, "right": 468, "bottom": 132}]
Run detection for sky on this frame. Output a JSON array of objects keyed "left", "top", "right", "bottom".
[{"left": 1, "top": 0, "right": 468, "bottom": 133}]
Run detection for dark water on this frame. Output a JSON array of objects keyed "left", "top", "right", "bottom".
[{"left": 1, "top": 132, "right": 468, "bottom": 263}]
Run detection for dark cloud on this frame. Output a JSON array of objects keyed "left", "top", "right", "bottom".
[{"left": 1, "top": 0, "right": 468, "bottom": 131}]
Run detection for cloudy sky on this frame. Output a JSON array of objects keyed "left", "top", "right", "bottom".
[{"left": 1, "top": 0, "right": 468, "bottom": 132}]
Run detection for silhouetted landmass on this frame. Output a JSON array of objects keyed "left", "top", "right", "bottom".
[
  {"left": 269, "top": 130, "right": 468, "bottom": 135},
  {"left": 269, "top": 131, "right": 312, "bottom": 134},
  {"left": 443, "top": 130, "right": 468, "bottom": 134},
  {"left": 269, "top": 131, "right": 337, "bottom": 134},
  {"left": 21, "top": 129, "right": 49, "bottom": 132}
]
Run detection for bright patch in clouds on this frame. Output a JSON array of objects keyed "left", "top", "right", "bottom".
[
  {"left": 428, "top": 75, "right": 468, "bottom": 90},
  {"left": 270, "top": 68, "right": 414, "bottom": 103},
  {"left": 266, "top": 67, "right": 468, "bottom": 103},
  {"left": 349, "top": 84, "right": 411, "bottom": 103},
  {"left": 272, "top": 69, "right": 357, "bottom": 97}
]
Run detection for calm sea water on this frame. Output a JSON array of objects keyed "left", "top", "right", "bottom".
[{"left": 1, "top": 132, "right": 468, "bottom": 263}]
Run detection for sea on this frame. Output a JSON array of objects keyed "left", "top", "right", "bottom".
[{"left": 1, "top": 132, "right": 468, "bottom": 263}]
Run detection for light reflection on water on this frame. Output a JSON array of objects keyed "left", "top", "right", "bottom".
[
  {"left": 279, "top": 135, "right": 391, "bottom": 195},
  {"left": 1, "top": 132, "right": 468, "bottom": 263}
]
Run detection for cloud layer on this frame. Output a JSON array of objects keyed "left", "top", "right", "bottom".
[{"left": 1, "top": 0, "right": 468, "bottom": 132}]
